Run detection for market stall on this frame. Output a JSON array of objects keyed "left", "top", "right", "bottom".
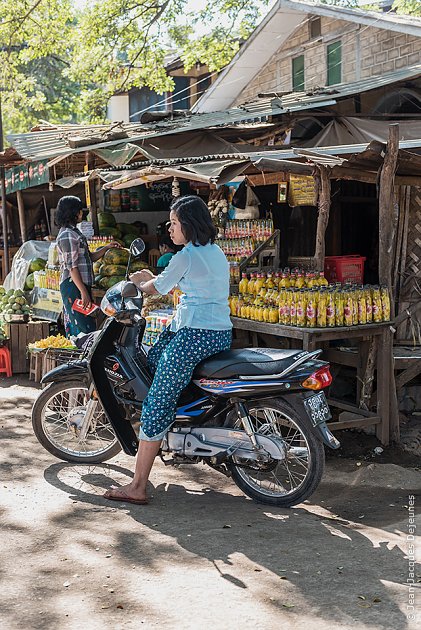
[{"left": 206, "top": 127, "right": 408, "bottom": 446}]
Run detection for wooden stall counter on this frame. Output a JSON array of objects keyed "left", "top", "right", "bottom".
[{"left": 231, "top": 317, "right": 393, "bottom": 446}]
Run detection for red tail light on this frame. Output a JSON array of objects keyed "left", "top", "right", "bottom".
[{"left": 301, "top": 366, "right": 332, "bottom": 390}]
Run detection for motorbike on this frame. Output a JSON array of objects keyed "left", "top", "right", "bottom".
[{"left": 32, "top": 238, "right": 340, "bottom": 507}]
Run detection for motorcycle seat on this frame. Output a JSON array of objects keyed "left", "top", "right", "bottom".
[{"left": 193, "top": 347, "right": 311, "bottom": 379}]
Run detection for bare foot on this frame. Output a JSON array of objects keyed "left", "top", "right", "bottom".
[{"left": 103, "top": 484, "right": 149, "bottom": 505}]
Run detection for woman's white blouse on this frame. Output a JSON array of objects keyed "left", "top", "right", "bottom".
[{"left": 154, "top": 241, "right": 232, "bottom": 332}]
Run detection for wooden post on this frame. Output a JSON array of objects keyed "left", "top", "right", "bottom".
[
  {"left": 359, "top": 338, "right": 377, "bottom": 410},
  {"left": 85, "top": 151, "right": 99, "bottom": 235},
  {"left": 16, "top": 190, "right": 27, "bottom": 243},
  {"left": 379, "top": 124, "right": 399, "bottom": 288},
  {"left": 378, "top": 124, "right": 400, "bottom": 442},
  {"left": 0, "top": 94, "right": 9, "bottom": 275},
  {"left": 0, "top": 167, "right": 9, "bottom": 275},
  {"left": 313, "top": 165, "right": 331, "bottom": 271}
]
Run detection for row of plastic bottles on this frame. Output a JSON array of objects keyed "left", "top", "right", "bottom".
[
  {"left": 224, "top": 220, "right": 274, "bottom": 241},
  {"left": 34, "top": 266, "right": 60, "bottom": 291},
  {"left": 143, "top": 312, "right": 172, "bottom": 346},
  {"left": 145, "top": 313, "right": 170, "bottom": 334},
  {"left": 229, "top": 284, "right": 391, "bottom": 328},
  {"left": 239, "top": 268, "right": 329, "bottom": 295},
  {"left": 216, "top": 237, "right": 255, "bottom": 262},
  {"left": 87, "top": 236, "right": 115, "bottom": 252}
]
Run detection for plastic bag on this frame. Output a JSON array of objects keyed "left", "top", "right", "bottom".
[
  {"left": 3, "top": 240, "right": 50, "bottom": 291},
  {"left": 234, "top": 184, "right": 261, "bottom": 220}
]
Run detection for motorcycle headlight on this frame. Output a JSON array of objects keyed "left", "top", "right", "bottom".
[{"left": 100, "top": 281, "right": 125, "bottom": 316}]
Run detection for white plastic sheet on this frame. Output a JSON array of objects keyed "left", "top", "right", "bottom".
[{"left": 3, "top": 240, "right": 50, "bottom": 291}]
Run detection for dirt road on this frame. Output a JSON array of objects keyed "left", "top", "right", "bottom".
[{"left": 0, "top": 381, "right": 420, "bottom": 630}]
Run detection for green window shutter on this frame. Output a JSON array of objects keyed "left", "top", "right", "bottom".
[
  {"left": 327, "top": 41, "right": 342, "bottom": 86},
  {"left": 292, "top": 55, "right": 305, "bottom": 92}
]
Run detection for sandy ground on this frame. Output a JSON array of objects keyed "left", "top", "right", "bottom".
[{"left": 0, "top": 378, "right": 420, "bottom": 630}]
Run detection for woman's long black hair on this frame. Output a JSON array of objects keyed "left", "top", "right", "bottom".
[
  {"left": 170, "top": 195, "right": 216, "bottom": 246},
  {"left": 56, "top": 196, "right": 83, "bottom": 228}
]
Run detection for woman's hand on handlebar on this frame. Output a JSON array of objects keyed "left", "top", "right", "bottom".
[{"left": 130, "top": 269, "right": 155, "bottom": 286}]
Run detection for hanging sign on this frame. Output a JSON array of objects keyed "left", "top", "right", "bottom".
[
  {"left": 287, "top": 174, "right": 316, "bottom": 207},
  {"left": 5, "top": 160, "right": 49, "bottom": 194}
]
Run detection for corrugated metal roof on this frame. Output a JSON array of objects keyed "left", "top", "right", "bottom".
[
  {"left": 7, "top": 61, "right": 421, "bottom": 165},
  {"left": 90, "top": 137, "right": 421, "bottom": 185},
  {"left": 7, "top": 97, "right": 336, "bottom": 162}
]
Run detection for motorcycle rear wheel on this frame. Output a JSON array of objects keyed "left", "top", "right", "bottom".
[
  {"left": 32, "top": 380, "right": 121, "bottom": 463},
  {"left": 228, "top": 398, "right": 325, "bottom": 507}
]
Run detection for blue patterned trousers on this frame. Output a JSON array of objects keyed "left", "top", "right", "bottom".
[{"left": 139, "top": 327, "right": 232, "bottom": 441}]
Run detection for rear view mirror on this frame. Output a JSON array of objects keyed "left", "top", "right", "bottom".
[
  {"left": 121, "top": 282, "right": 138, "bottom": 298},
  {"left": 130, "top": 238, "right": 145, "bottom": 258}
]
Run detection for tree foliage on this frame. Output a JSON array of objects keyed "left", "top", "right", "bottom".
[{"left": 0, "top": 0, "right": 419, "bottom": 135}]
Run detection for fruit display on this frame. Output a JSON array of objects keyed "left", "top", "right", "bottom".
[
  {"left": 28, "top": 334, "right": 76, "bottom": 350},
  {"left": 98, "top": 276, "right": 126, "bottom": 290},
  {"left": 23, "top": 257, "right": 47, "bottom": 290},
  {"left": 93, "top": 247, "right": 148, "bottom": 290},
  {"left": 103, "top": 247, "right": 130, "bottom": 266},
  {"left": 0, "top": 287, "right": 31, "bottom": 321},
  {"left": 230, "top": 269, "right": 391, "bottom": 328},
  {"left": 29, "top": 258, "right": 47, "bottom": 273},
  {"left": 24, "top": 272, "right": 35, "bottom": 290},
  {"left": 99, "top": 263, "right": 127, "bottom": 277},
  {"left": 93, "top": 213, "right": 144, "bottom": 247}
]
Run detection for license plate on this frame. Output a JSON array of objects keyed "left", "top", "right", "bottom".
[{"left": 303, "top": 392, "right": 332, "bottom": 427}]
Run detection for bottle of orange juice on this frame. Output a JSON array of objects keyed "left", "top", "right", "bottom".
[
  {"left": 254, "top": 273, "right": 265, "bottom": 295},
  {"left": 239, "top": 273, "right": 249, "bottom": 295},
  {"left": 279, "top": 272, "right": 290, "bottom": 289},
  {"left": 318, "top": 271, "right": 329, "bottom": 287},
  {"left": 247, "top": 272, "right": 256, "bottom": 296},
  {"left": 265, "top": 272, "right": 275, "bottom": 290},
  {"left": 230, "top": 294, "right": 239, "bottom": 316}
]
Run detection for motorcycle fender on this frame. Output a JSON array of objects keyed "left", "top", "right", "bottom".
[
  {"left": 314, "top": 421, "right": 341, "bottom": 449},
  {"left": 41, "top": 361, "right": 89, "bottom": 385},
  {"left": 255, "top": 393, "right": 340, "bottom": 450}
]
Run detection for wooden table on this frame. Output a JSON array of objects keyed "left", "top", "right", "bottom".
[{"left": 231, "top": 317, "right": 392, "bottom": 445}]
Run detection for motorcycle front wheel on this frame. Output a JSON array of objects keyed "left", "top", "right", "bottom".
[
  {"left": 228, "top": 398, "right": 325, "bottom": 507},
  {"left": 32, "top": 380, "right": 121, "bottom": 463}
]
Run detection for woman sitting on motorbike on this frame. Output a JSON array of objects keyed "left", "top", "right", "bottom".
[{"left": 104, "top": 195, "right": 232, "bottom": 505}]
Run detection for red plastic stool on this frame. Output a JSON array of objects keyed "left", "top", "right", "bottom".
[{"left": 0, "top": 346, "right": 12, "bottom": 378}]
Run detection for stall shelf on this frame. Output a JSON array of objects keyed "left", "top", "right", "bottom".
[{"left": 231, "top": 317, "right": 392, "bottom": 445}]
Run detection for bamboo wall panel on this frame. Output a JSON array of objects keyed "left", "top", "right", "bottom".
[{"left": 397, "top": 187, "right": 421, "bottom": 342}]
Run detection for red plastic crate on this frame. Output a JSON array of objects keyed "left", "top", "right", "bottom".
[{"left": 324, "top": 255, "right": 366, "bottom": 284}]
